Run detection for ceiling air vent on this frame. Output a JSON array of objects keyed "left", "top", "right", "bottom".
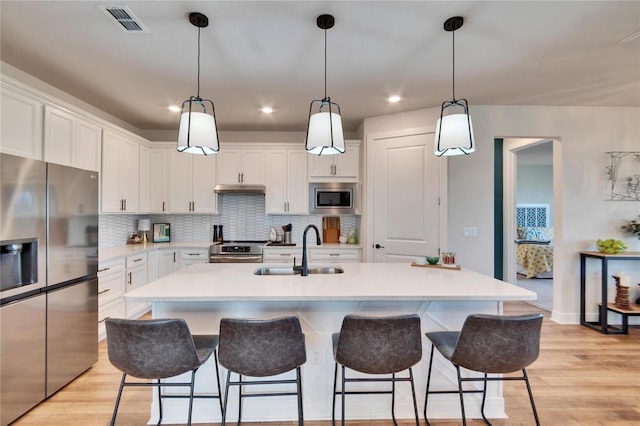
[{"left": 99, "top": 5, "right": 149, "bottom": 33}]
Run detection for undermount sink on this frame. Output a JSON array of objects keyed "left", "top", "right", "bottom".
[{"left": 253, "top": 266, "right": 344, "bottom": 275}]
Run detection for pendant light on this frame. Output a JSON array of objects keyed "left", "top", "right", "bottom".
[
  {"left": 434, "top": 16, "right": 475, "bottom": 157},
  {"left": 305, "top": 14, "right": 345, "bottom": 156},
  {"left": 177, "top": 12, "right": 219, "bottom": 155}
]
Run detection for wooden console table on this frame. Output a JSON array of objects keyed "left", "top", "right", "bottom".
[{"left": 580, "top": 251, "right": 640, "bottom": 334}]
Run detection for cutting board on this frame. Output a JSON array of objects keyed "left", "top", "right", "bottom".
[
  {"left": 322, "top": 216, "right": 340, "bottom": 244},
  {"left": 411, "top": 262, "right": 461, "bottom": 270}
]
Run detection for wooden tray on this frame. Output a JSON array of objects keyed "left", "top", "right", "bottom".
[{"left": 411, "top": 262, "right": 461, "bottom": 270}]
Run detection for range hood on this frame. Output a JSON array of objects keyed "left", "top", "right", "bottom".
[{"left": 214, "top": 184, "right": 266, "bottom": 195}]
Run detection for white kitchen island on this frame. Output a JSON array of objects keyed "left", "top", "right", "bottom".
[{"left": 125, "top": 262, "right": 536, "bottom": 424}]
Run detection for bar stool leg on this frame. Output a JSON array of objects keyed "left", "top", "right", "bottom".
[
  {"left": 423, "top": 345, "right": 435, "bottom": 426},
  {"left": 110, "top": 373, "right": 127, "bottom": 426},
  {"left": 332, "top": 362, "right": 338, "bottom": 426},
  {"left": 156, "top": 379, "right": 163, "bottom": 426},
  {"left": 341, "top": 365, "right": 346, "bottom": 426},
  {"left": 237, "top": 374, "right": 243, "bottom": 426},
  {"left": 455, "top": 366, "right": 467, "bottom": 426},
  {"left": 391, "top": 372, "right": 398, "bottom": 426},
  {"left": 408, "top": 368, "right": 420, "bottom": 426},
  {"left": 523, "top": 369, "right": 541, "bottom": 426},
  {"left": 296, "top": 366, "right": 304, "bottom": 425},
  {"left": 214, "top": 350, "right": 224, "bottom": 417},
  {"left": 221, "top": 370, "right": 232, "bottom": 426}
]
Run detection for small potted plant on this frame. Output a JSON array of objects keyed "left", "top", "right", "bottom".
[{"left": 621, "top": 216, "right": 640, "bottom": 239}]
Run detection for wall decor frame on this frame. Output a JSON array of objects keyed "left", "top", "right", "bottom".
[
  {"left": 605, "top": 151, "right": 640, "bottom": 201},
  {"left": 152, "top": 223, "right": 171, "bottom": 243}
]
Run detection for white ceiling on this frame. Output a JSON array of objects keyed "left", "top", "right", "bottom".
[{"left": 1, "top": 1, "right": 638, "bottom": 133}]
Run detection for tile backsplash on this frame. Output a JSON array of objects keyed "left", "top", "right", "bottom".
[{"left": 99, "top": 194, "right": 359, "bottom": 248}]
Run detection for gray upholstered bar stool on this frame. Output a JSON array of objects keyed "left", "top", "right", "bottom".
[
  {"left": 217, "top": 316, "right": 307, "bottom": 425},
  {"left": 105, "top": 318, "right": 223, "bottom": 426},
  {"left": 332, "top": 314, "right": 422, "bottom": 426},
  {"left": 424, "top": 313, "right": 543, "bottom": 426}
]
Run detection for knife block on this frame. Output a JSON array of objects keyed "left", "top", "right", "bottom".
[{"left": 322, "top": 216, "right": 340, "bottom": 244}]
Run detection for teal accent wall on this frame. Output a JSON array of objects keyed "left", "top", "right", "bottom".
[{"left": 494, "top": 138, "right": 504, "bottom": 280}]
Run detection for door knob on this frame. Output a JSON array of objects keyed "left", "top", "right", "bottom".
[{"left": 375, "top": 243, "right": 385, "bottom": 249}]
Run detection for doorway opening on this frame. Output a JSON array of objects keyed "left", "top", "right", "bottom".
[{"left": 501, "top": 138, "right": 557, "bottom": 312}]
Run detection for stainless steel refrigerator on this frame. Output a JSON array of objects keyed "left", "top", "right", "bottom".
[{"left": 1, "top": 154, "right": 98, "bottom": 426}]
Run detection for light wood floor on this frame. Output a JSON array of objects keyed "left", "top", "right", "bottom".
[{"left": 12, "top": 301, "right": 640, "bottom": 425}]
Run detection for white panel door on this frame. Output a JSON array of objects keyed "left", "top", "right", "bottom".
[{"left": 372, "top": 131, "right": 442, "bottom": 262}]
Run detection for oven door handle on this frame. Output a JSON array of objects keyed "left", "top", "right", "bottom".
[{"left": 209, "top": 255, "right": 263, "bottom": 263}]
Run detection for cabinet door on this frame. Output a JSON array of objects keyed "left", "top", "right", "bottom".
[
  {"left": 286, "top": 150, "right": 308, "bottom": 214},
  {"left": 241, "top": 150, "right": 265, "bottom": 184},
  {"left": 148, "top": 149, "right": 170, "bottom": 213},
  {"left": 100, "top": 130, "right": 124, "bottom": 213},
  {"left": 44, "top": 105, "right": 74, "bottom": 167},
  {"left": 168, "top": 151, "right": 193, "bottom": 213},
  {"left": 217, "top": 149, "right": 243, "bottom": 184},
  {"left": 265, "top": 150, "right": 287, "bottom": 214},
  {"left": 120, "top": 138, "right": 140, "bottom": 213},
  {"left": 191, "top": 154, "right": 217, "bottom": 213},
  {"left": 308, "top": 154, "right": 334, "bottom": 179},
  {"left": 147, "top": 250, "right": 160, "bottom": 283},
  {"left": 138, "top": 145, "right": 149, "bottom": 214},
  {"left": 158, "top": 250, "right": 179, "bottom": 277},
  {"left": 0, "top": 86, "right": 43, "bottom": 159},
  {"left": 75, "top": 118, "right": 101, "bottom": 172},
  {"left": 335, "top": 145, "right": 359, "bottom": 179}
]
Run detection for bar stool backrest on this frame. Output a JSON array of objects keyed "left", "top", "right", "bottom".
[
  {"left": 335, "top": 314, "right": 422, "bottom": 374},
  {"left": 218, "top": 316, "right": 306, "bottom": 377},
  {"left": 106, "top": 318, "right": 201, "bottom": 379},
  {"left": 451, "top": 313, "right": 543, "bottom": 374}
]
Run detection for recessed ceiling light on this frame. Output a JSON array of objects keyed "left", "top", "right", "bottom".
[
  {"left": 388, "top": 95, "right": 401, "bottom": 103},
  {"left": 261, "top": 107, "right": 274, "bottom": 114},
  {"left": 168, "top": 105, "right": 181, "bottom": 112}
]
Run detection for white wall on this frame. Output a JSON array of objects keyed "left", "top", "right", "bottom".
[
  {"left": 362, "top": 105, "right": 640, "bottom": 323},
  {"left": 517, "top": 165, "right": 554, "bottom": 226}
]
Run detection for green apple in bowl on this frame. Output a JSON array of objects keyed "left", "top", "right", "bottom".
[{"left": 596, "top": 239, "right": 627, "bottom": 254}]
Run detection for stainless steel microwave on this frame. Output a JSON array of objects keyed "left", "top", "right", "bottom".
[{"left": 309, "top": 183, "right": 357, "bottom": 215}]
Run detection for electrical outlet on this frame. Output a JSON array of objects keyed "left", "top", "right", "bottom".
[
  {"left": 310, "top": 349, "right": 322, "bottom": 364},
  {"left": 463, "top": 227, "right": 478, "bottom": 238}
]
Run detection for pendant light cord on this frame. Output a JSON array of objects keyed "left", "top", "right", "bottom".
[
  {"left": 451, "top": 28, "right": 456, "bottom": 101},
  {"left": 323, "top": 27, "right": 328, "bottom": 100},
  {"left": 196, "top": 26, "right": 201, "bottom": 99}
]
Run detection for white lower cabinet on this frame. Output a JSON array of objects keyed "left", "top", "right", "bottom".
[
  {"left": 97, "top": 258, "right": 125, "bottom": 341},
  {"left": 310, "top": 247, "right": 361, "bottom": 263},
  {"left": 158, "top": 249, "right": 180, "bottom": 276},
  {"left": 262, "top": 247, "right": 303, "bottom": 265},
  {"left": 125, "top": 253, "right": 149, "bottom": 318}
]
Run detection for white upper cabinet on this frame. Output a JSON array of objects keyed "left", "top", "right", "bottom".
[
  {"left": 168, "top": 150, "right": 217, "bottom": 213},
  {"left": 0, "top": 83, "right": 43, "bottom": 159},
  {"left": 217, "top": 148, "right": 265, "bottom": 185},
  {"left": 44, "top": 105, "right": 101, "bottom": 171},
  {"left": 101, "top": 129, "right": 140, "bottom": 213},
  {"left": 147, "top": 147, "right": 172, "bottom": 214},
  {"left": 138, "top": 145, "right": 150, "bottom": 214},
  {"left": 265, "top": 149, "right": 308, "bottom": 214},
  {"left": 308, "top": 141, "right": 360, "bottom": 182}
]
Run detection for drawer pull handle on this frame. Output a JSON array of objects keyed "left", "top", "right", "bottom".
[
  {"left": 187, "top": 253, "right": 200, "bottom": 256},
  {"left": 280, "top": 254, "right": 292, "bottom": 257},
  {"left": 329, "top": 253, "right": 340, "bottom": 256},
  {"left": 133, "top": 258, "right": 143, "bottom": 263},
  {"left": 98, "top": 289, "right": 111, "bottom": 295},
  {"left": 98, "top": 316, "right": 110, "bottom": 324},
  {"left": 98, "top": 267, "right": 110, "bottom": 273}
]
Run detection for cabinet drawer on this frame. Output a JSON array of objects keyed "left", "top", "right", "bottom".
[
  {"left": 98, "top": 298, "right": 125, "bottom": 341},
  {"left": 180, "top": 249, "right": 208, "bottom": 261},
  {"left": 98, "top": 276, "right": 124, "bottom": 307},
  {"left": 310, "top": 249, "right": 360, "bottom": 262},
  {"left": 98, "top": 258, "right": 125, "bottom": 276},
  {"left": 263, "top": 248, "right": 302, "bottom": 264},
  {"left": 126, "top": 253, "right": 147, "bottom": 268}
]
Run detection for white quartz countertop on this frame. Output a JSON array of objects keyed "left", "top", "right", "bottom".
[{"left": 125, "top": 262, "right": 536, "bottom": 302}]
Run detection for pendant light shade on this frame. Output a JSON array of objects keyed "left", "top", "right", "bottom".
[
  {"left": 177, "top": 12, "right": 219, "bottom": 155},
  {"left": 305, "top": 14, "right": 345, "bottom": 156},
  {"left": 434, "top": 16, "right": 475, "bottom": 157}
]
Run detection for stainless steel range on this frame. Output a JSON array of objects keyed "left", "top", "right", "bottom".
[{"left": 209, "top": 241, "right": 267, "bottom": 263}]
